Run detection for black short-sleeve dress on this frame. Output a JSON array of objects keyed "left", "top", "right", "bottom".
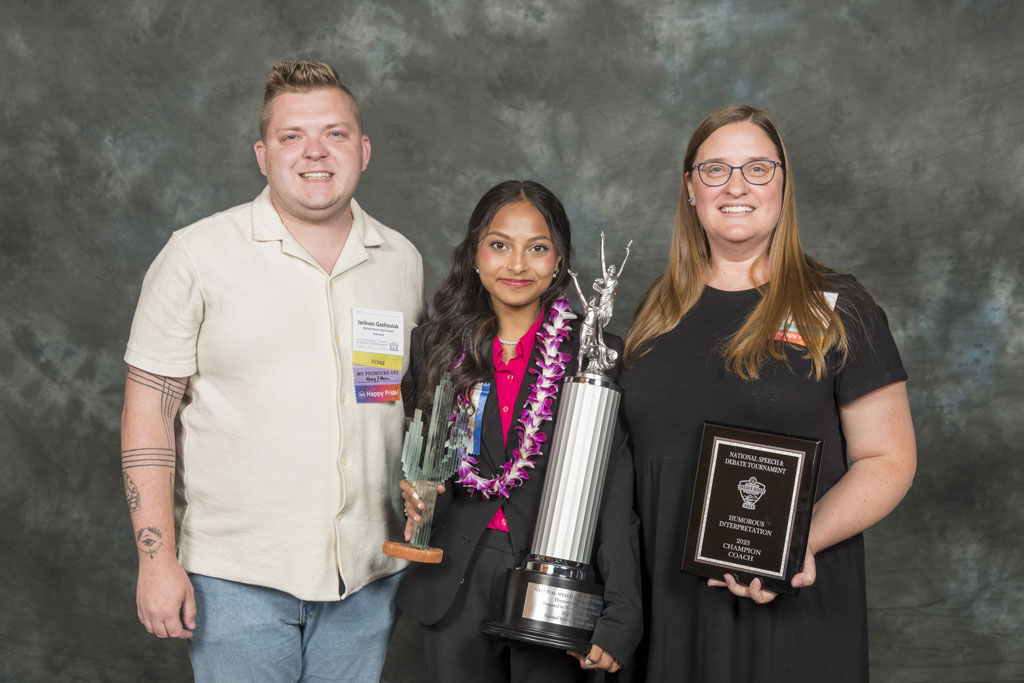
[{"left": 619, "top": 276, "right": 906, "bottom": 682}]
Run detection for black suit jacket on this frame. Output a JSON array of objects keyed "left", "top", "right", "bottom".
[{"left": 395, "top": 320, "right": 643, "bottom": 665}]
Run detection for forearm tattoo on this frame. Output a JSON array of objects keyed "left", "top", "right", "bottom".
[
  {"left": 122, "top": 369, "right": 186, "bottom": 515},
  {"left": 123, "top": 471, "right": 141, "bottom": 512},
  {"left": 121, "top": 448, "right": 175, "bottom": 471},
  {"left": 136, "top": 526, "right": 164, "bottom": 559}
]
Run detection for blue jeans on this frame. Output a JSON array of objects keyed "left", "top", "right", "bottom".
[{"left": 187, "top": 572, "right": 402, "bottom": 683}]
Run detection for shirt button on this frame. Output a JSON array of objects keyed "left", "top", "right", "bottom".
[
  {"left": 502, "top": 406, "right": 509, "bottom": 413},
  {"left": 340, "top": 394, "right": 346, "bottom": 403},
  {"left": 336, "top": 512, "right": 345, "bottom": 520},
  {"left": 507, "top": 373, "right": 513, "bottom": 380},
  {"left": 342, "top": 457, "right": 349, "bottom": 465}
]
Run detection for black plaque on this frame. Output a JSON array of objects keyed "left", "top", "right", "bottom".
[{"left": 681, "top": 422, "right": 822, "bottom": 595}]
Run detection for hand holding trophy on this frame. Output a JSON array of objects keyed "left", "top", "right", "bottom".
[{"left": 383, "top": 372, "right": 471, "bottom": 563}]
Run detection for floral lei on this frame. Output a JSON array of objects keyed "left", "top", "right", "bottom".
[{"left": 455, "top": 296, "right": 575, "bottom": 498}]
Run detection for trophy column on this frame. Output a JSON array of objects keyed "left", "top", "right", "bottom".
[{"left": 482, "top": 373, "right": 621, "bottom": 651}]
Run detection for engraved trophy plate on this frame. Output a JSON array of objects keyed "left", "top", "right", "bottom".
[
  {"left": 521, "top": 582, "right": 603, "bottom": 631},
  {"left": 681, "top": 422, "right": 822, "bottom": 595},
  {"left": 382, "top": 373, "right": 470, "bottom": 563},
  {"left": 483, "top": 233, "right": 631, "bottom": 651}
]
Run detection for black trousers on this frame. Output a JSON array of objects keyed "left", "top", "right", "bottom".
[{"left": 420, "top": 529, "right": 587, "bottom": 683}]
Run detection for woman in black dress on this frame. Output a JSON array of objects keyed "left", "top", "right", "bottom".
[
  {"left": 395, "top": 180, "right": 642, "bottom": 682},
  {"left": 620, "top": 105, "right": 916, "bottom": 681}
]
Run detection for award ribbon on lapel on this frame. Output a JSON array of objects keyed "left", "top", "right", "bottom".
[{"left": 467, "top": 382, "right": 491, "bottom": 455}]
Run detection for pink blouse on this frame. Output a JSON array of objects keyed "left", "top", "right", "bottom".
[{"left": 485, "top": 311, "right": 544, "bottom": 532}]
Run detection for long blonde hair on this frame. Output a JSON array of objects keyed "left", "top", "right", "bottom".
[{"left": 624, "top": 104, "right": 849, "bottom": 380}]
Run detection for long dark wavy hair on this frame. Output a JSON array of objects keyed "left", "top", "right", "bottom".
[{"left": 416, "top": 180, "right": 574, "bottom": 411}]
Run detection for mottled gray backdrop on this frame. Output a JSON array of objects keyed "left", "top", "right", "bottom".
[{"left": 2, "top": 0, "right": 1021, "bottom": 681}]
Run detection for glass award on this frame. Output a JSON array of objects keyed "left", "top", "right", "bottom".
[{"left": 382, "top": 372, "right": 470, "bottom": 563}]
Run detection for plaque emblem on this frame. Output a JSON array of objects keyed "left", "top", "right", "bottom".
[{"left": 737, "top": 477, "right": 767, "bottom": 510}]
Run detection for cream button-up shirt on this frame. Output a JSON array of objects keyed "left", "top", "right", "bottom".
[{"left": 126, "top": 187, "right": 423, "bottom": 600}]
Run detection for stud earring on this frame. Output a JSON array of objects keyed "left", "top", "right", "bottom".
[
  {"left": 473, "top": 265, "right": 479, "bottom": 273},
  {"left": 687, "top": 197, "right": 695, "bottom": 205}
]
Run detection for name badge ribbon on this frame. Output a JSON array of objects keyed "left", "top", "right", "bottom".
[
  {"left": 352, "top": 308, "right": 404, "bottom": 403},
  {"left": 774, "top": 291, "right": 838, "bottom": 347}
]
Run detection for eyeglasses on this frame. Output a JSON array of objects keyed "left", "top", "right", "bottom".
[{"left": 692, "top": 159, "right": 781, "bottom": 186}]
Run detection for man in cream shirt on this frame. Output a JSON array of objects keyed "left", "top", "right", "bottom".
[{"left": 120, "top": 61, "right": 423, "bottom": 681}]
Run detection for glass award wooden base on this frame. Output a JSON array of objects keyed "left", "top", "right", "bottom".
[{"left": 381, "top": 541, "right": 443, "bottom": 564}]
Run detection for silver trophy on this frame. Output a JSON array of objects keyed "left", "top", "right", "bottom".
[
  {"left": 383, "top": 372, "right": 471, "bottom": 563},
  {"left": 484, "top": 233, "right": 632, "bottom": 651}
]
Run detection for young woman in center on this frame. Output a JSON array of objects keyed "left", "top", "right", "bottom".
[{"left": 394, "top": 180, "right": 641, "bottom": 682}]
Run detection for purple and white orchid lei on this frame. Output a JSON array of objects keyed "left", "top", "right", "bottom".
[{"left": 456, "top": 297, "right": 576, "bottom": 498}]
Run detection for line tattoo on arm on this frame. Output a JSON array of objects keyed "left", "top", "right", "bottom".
[
  {"left": 121, "top": 448, "right": 176, "bottom": 469},
  {"left": 122, "top": 368, "right": 187, "bottom": 514},
  {"left": 126, "top": 368, "right": 186, "bottom": 447}
]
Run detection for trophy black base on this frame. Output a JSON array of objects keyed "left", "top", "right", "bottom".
[{"left": 482, "top": 564, "right": 604, "bottom": 653}]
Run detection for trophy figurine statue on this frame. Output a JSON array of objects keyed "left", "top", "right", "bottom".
[
  {"left": 382, "top": 372, "right": 471, "bottom": 563},
  {"left": 483, "top": 232, "right": 632, "bottom": 651}
]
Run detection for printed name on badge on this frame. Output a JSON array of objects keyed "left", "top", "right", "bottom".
[{"left": 352, "top": 308, "right": 404, "bottom": 403}]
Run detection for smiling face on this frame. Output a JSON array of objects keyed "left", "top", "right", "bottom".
[
  {"left": 474, "top": 199, "right": 560, "bottom": 320},
  {"left": 254, "top": 88, "right": 371, "bottom": 227},
  {"left": 685, "top": 121, "right": 784, "bottom": 259}
]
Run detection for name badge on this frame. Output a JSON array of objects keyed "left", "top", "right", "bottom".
[
  {"left": 352, "top": 308, "right": 404, "bottom": 403},
  {"left": 774, "top": 291, "right": 838, "bottom": 348}
]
